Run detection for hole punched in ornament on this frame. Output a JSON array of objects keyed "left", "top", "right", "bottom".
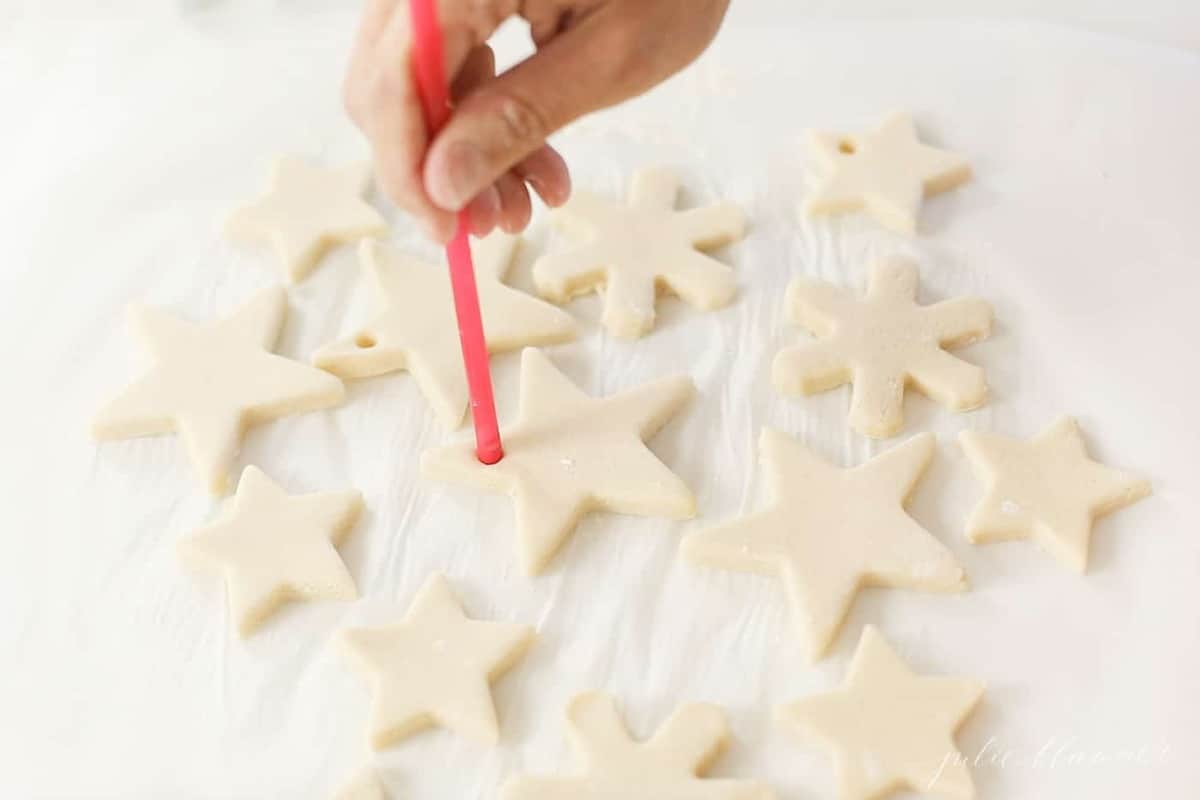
[{"left": 355, "top": 333, "right": 377, "bottom": 349}]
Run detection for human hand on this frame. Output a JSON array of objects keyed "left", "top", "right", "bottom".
[{"left": 343, "top": 0, "right": 732, "bottom": 242}]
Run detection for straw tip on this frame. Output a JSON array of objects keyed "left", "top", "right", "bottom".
[{"left": 476, "top": 445, "right": 504, "bottom": 465}]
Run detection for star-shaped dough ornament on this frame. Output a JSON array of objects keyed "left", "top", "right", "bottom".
[
  {"left": 179, "top": 466, "right": 362, "bottom": 637},
  {"left": 533, "top": 167, "right": 746, "bottom": 339},
  {"left": 502, "top": 692, "right": 776, "bottom": 800},
  {"left": 778, "top": 626, "right": 985, "bottom": 800},
  {"left": 226, "top": 157, "right": 387, "bottom": 283},
  {"left": 683, "top": 429, "right": 966, "bottom": 660},
  {"left": 314, "top": 234, "right": 575, "bottom": 427},
  {"left": 340, "top": 573, "right": 534, "bottom": 749},
  {"left": 421, "top": 348, "right": 695, "bottom": 575},
  {"left": 773, "top": 256, "right": 992, "bottom": 438},
  {"left": 804, "top": 112, "right": 972, "bottom": 234},
  {"left": 92, "top": 287, "right": 345, "bottom": 494},
  {"left": 959, "top": 417, "right": 1151, "bottom": 572}
]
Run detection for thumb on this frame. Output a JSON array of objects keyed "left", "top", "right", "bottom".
[{"left": 423, "top": 5, "right": 672, "bottom": 212}]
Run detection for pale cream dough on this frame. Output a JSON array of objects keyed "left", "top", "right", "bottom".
[
  {"left": 314, "top": 234, "right": 575, "bottom": 428},
  {"left": 778, "top": 626, "right": 985, "bottom": 800},
  {"left": 333, "top": 767, "right": 386, "bottom": 800},
  {"left": 178, "top": 466, "right": 362, "bottom": 637},
  {"left": 226, "top": 157, "right": 386, "bottom": 283},
  {"left": 773, "top": 256, "right": 992, "bottom": 438},
  {"left": 421, "top": 348, "right": 695, "bottom": 575},
  {"left": 959, "top": 417, "right": 1151, "bottom": 572},
  {"left": 339, "top": 573, "right": 534, "bottom": 750},
  {"left": 91, "top": 287, "right": 345, "bottom": 494},
  {"left": 501, "top": 692, "right": 776, "bottom": 800},
  {"left": 804, "top": 112, "right": 971, "bottom": 234},
  {"left": 532, "top": 167, "right": 747, "bottom": 339},
  {"left": 682, "top": 429, "right": 966, "bottom": 661}
]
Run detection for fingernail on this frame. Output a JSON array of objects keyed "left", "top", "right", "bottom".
[
  {"left": 479, "top": 184, "right": 500, "bottom": 216},
  {"left": 429, "top": 141, "right": 487, "bottom": 211},
  {"left": 469, "top": 186, "right": 500, "bottom": 236}
]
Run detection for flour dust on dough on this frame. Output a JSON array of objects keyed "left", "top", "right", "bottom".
[
  {"left": 179, "top": 466, "right": 362, "bottom": 637},
  {"left": 92, "top": 287, "right": 345, "bottom": 494},
  {"left": 960, "top": 417, "right": 1151, "bottom": 572},
  {"left": 804, "top": 112, "right": 971, "bottom": 234},
  {"left": 683, "top": 429, "right": 966, "bottom": 660},
  {"left": 339, "top": 573, "right": 534, "bottom": 750},
  {"left": 501, "top": 691, "right": 775, "bottom": 800},
  {"left": 226, "top": 157, "right": 386, "bottom": 283},
  {"left": 778, "top": 626, "right": 985, "bottom": 800},
  {"left": 773, "top": 256, "right": 992, "bottom": 438},
  {"left": 533, "top": 167, "right": 746, "bottom": 339},
  {"left": 314, "top": 234, "right": 575, "bottom": 428},
  {"left": 421, "top": 348, "right": 695, "bottom": 575}
]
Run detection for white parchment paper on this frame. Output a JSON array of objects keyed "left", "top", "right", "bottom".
[{"left": 1, "top": 5, "right": 1198, "bottom": 798}]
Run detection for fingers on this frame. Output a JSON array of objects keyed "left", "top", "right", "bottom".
[
  {"left": 525, "top": 0, "right": 589, "bottom": 46},
  {"left": 423, "top": 0, "right": 731, "bottom": 213},
  {"left": 514, "top": 145, "right": 571, "bottom": 208},
  {"left": 354, "top": 7, "right": 456, "bottom": 242},
  {"left": 466, "top": 185, "right": 502, "bottom": 237},
  {"left": 366, "top": 87, "right": 458, "bottom": 242},
  {"left": 343, "top": 0, "right": 400, "bottom": 125},
  {"left": 345, "top": 4, "right": 510, "bottom": 243},
  {"left": 494, "top": 172, "right": 533, "bottom": 233},
  {"left": 449, "top": 45, "right": 556, "bottom": 235},
  {"left": 347, "top": 0, "right": 732, "bottom": 242},
  {"left": 449, "top": 44, "right": 517, "bottom": 237},
  {"left": 452, "top": 45, "right": 496, "bottom": 101}
]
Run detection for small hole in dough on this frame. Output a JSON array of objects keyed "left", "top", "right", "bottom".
[
  {"left": 838, "top": 139, "right": 857, "bottom": 155},
  {"left": 355, "top": 333, "right": 376, "bottom": 349}
]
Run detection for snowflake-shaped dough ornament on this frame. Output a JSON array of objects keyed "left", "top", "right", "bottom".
[
  {"left": 501, "top": 692, "right": 775, "bottom": 800},
  {"left": 533, "top": 167, "right": 747, "bottom": 339},
  {"left": 772, "top": 256, "right": 993, "bottom": 438}
]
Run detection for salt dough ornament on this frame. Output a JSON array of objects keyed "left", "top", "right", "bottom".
[
  {"left": 339, "top": 573, "right": 533, "bottom": 749},
  {"left": 333, "top": 767, "right": 386, "bottom": 800},
  {"left": 959, "top": 417, "right": 1151, "bottom": 572},
  {"left": 92, "top": 287, "right": 344, "bottom": 494},
  {"left": 178, "top": 466, "right": 362, "bottom": 637},
  {"left": 804, "top": 112, "right": 971, "bottom": 234},
  {"left": 226, "top": 157, "right": 386, "bottom": 283},
  {"left": 682, "top": 429, "right": 966, "bottom": 660},
  {"left": 314, "top": 235, "right": 575, "bottom": 428},
  {"left": 532, "top": 167, "right": 747, "bottom": 339},
  {"left": 501, "top": 692, "right": 776, "bottom": 800},
  {"left": 773, "top": 256, "right": 992, "bottom": 438},
  {"left": 421, "top": 348, "right": 695, "bottom": 575},
  {"left": 778, "top": 626, "right": 985, "bottom": 800}
]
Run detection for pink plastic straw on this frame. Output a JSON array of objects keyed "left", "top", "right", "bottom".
[{"left": 409, "top": 0, "right": 503, "bottom": 464}]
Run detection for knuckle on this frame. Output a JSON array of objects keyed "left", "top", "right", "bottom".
[{"left": 480, "top": 88, "right": 551, "bottom": 152}]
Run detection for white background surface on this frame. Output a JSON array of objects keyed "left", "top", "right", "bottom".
[{"left": 2, "top": 3, "right": 1199, "bottom": 799}]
